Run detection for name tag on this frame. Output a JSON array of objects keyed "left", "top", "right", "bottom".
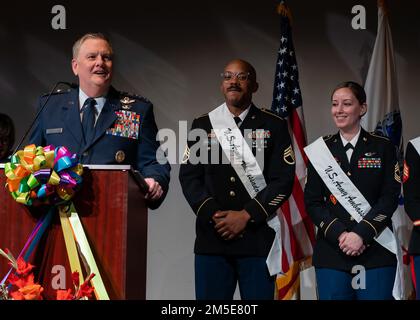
[{"left": 46, "top": 128, "right": 63, "bottom": 134}]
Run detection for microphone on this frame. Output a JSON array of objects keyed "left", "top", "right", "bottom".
[
  {"left": 129, "top": 169, "right": 150, "bottom": 195},
  {"left": 11, "top": 81, "right": 77, "bottom": 156}
]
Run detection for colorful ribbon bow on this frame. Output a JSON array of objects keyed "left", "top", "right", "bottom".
[{"left": 4, "top": 145, "right": 83, "bottom": 206}]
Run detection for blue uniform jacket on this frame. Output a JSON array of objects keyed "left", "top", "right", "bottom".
[{"left": 29, "top": 86, "right": 170, "bottom": 209}]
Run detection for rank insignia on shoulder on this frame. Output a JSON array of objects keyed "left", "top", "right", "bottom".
[
  {"left": 120, "top": 96, "right": 136, "bottom": 110},
  {"left": 403, "top": 161, "right": 410, "bottom": 183}
]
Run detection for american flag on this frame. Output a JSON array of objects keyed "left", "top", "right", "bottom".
[{"left": 269, "top": 0, "right": 315, "bottom": 299}]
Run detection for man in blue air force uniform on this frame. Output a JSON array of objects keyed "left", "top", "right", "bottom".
[
  {"left": 179, "top": 59, "right": 295, "bottom": 299},
  {"left": 30, "top": 33, "right": 170, "bottom": 209}
]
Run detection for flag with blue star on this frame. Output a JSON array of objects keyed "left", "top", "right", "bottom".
[{"left": 271, "top": 1, "right": 302, "bottom": 117}]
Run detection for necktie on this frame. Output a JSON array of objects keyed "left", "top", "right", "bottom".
[
  {"left": 344, "top": 143, "right": 354, "bottom": 151},
  {"left": 344, "top": 143, "right": 354, "bottom": 162},
  {"left": 81, "top": 98, "right": 97, "bottom": 146},
  {"left": 234, "top": 116, "right": 242, "bottom": 126}
]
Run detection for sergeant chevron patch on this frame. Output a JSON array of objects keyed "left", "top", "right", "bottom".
[
  {"left": 283, "top": 145, "right": 295, "bottom": 165},
  {"left": 395, "top": 163, "right": 401, "bottom": 183},
  {"left": 403, "top": 161, "right": 409, "bottom": 183}
]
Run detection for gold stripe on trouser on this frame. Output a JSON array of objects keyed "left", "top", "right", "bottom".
[
  {"left": 68, "top": 202, "right": 110, "bottom": 300},
  {"left": 58, "top": 206, "right": 84, "bottom": 285}
]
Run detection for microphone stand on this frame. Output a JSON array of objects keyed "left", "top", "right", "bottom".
[{"left": 11, "top": 82, "right": 75, "bottom": 156}]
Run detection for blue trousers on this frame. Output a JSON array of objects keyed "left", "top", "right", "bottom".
[
  {"left": 195, "top": 254, "right": 275, "bottom": 300},
  {"left": 316, "top": 266, "right": 396, "bottom": 300}
]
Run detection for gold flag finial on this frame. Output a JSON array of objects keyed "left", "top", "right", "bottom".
[
  {"left": 378, "top": 0, "right": 389, "bottom": 16},
  {"left": 277, "top": 1, "right": 293, "bottom": 24}
]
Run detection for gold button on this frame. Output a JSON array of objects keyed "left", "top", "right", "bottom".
[
  {"left": 347, "top": 171, "right": 351, "bottom": 176},
  {"left": 115, "top": 150, "right": 125, "bottom": 163},
  {"left": 230, "top": 177, "right": 236, "bottom": 183},
  {"left": 229, "top": 191, "right": 236, "bottom": 197}
]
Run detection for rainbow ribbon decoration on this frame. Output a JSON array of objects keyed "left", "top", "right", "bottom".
[
  {"left": 2, "top": 144, "right": 109, "bottom": 300},
  {"left": 4, "top": 144, "right": 83, "bottom": 205}
]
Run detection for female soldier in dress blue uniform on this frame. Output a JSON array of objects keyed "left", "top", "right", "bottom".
[{"left": 304, "top": 81, "right": 400, "bottom": 300}]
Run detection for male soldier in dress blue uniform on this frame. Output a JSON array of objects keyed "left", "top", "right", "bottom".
[
  {"left": 30, "top": 33, "right": 170, "bottom": 209},
  {"left": 179, "top": 59, "right": 295, "bottom": 299}
]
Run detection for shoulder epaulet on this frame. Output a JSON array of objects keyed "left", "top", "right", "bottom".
[
  {"left": 119, "top": 91, "right": 150, "bottom": 103},
  {"left": 261, "top": 108, "right": 284, "bottom": 120},
  {"left": 41, "top": 88, "right": 70, "bottom": 97},
  {"left": 323, "top": 134, "right": 333, "bottom": 141},
  {"left": 369, "top": 132, "right": 390, "bottom": 141}
]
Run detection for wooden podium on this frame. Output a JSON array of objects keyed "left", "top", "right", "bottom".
[{"left": 0, "top": 164, "right": 147, "bottom": 300}]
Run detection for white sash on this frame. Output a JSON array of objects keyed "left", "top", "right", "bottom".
[
  {"left": 410, "top": 137, "right": 420, "bottom": 156},
  {"left": 209, "top": 104, "right": 285, "bottom": 279},
  {"left": 304, "top": 137, "right": 397, "bottom": 254},
  {"left": 208, "top": 103, "right": 266, "bottom": 198}
]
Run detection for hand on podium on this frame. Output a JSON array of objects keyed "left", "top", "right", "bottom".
[{"left": 144, "top": 178, "right": 163, "bottom": 201}]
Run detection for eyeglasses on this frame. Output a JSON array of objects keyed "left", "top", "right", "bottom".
[{"left": 220, "top": 71, "right": 251, "bottom": 82}]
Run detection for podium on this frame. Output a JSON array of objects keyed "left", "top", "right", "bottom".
[{"left": 0, "top": 164, "right": 148, "bottom": 300}]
